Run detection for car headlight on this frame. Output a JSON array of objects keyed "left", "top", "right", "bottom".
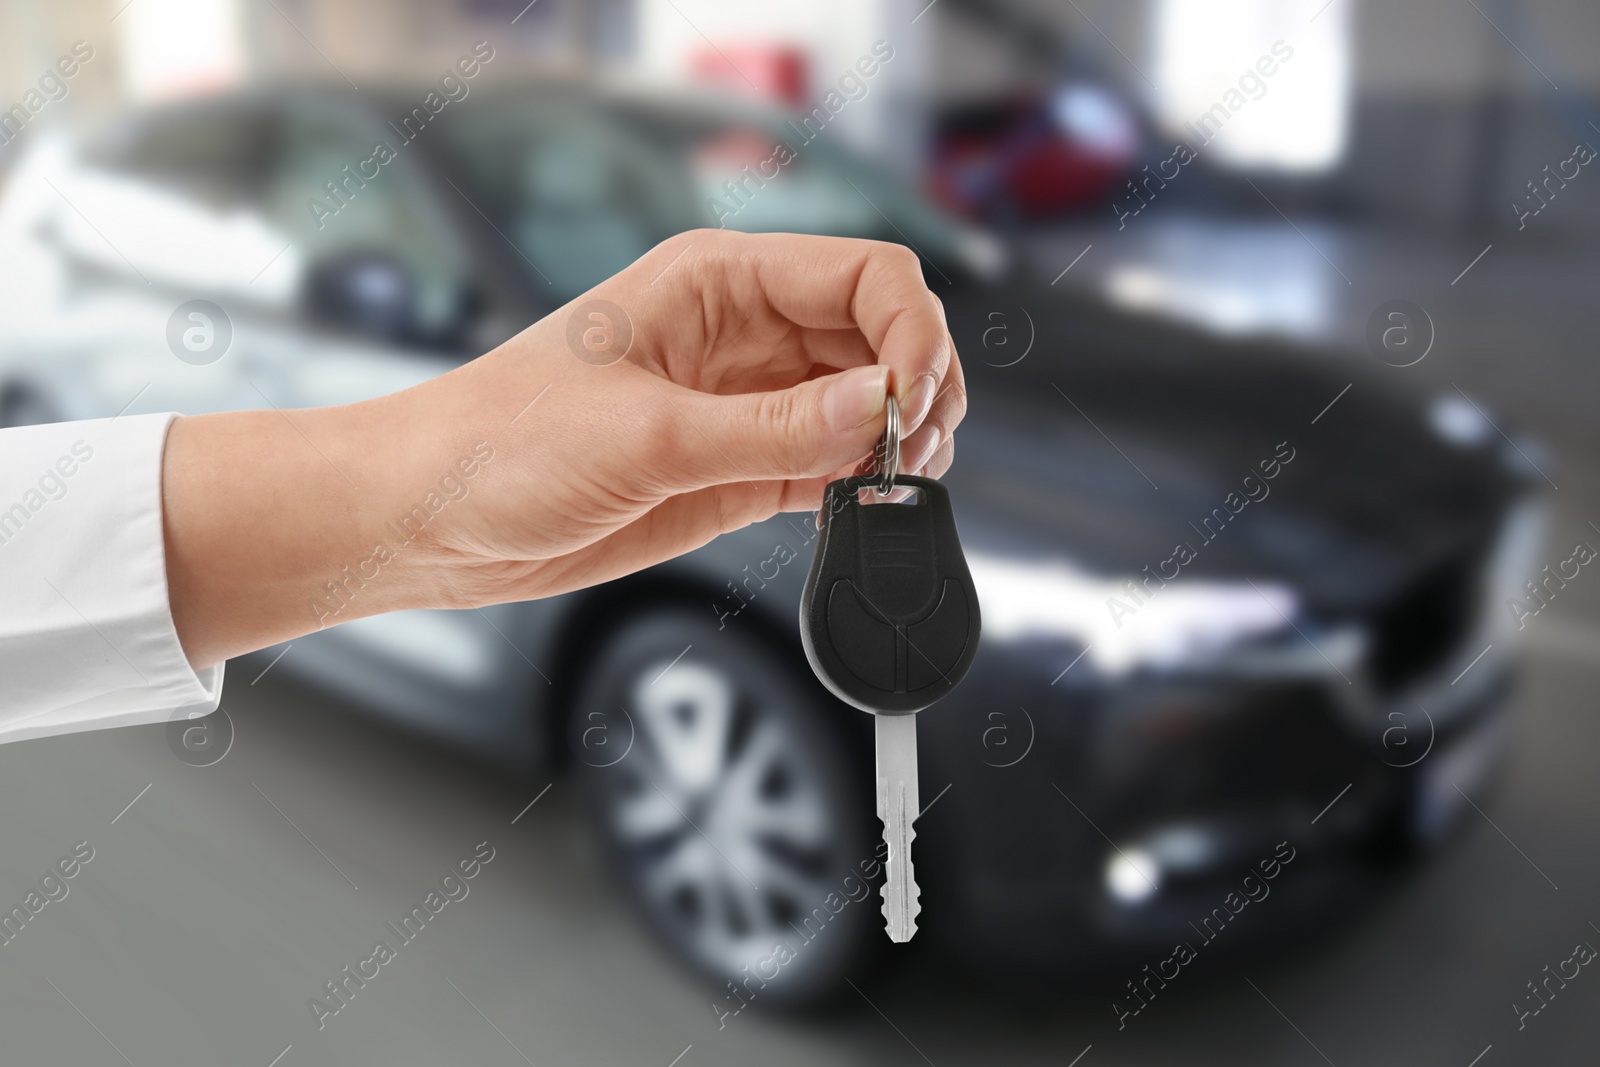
[
  {"left": 1428, "top": 393, "right": 1494, "bottom": 448},
  {"left": 967, "top": 553, "right": 1297, "bottom": 676}
]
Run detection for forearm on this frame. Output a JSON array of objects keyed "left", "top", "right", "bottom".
[
  {"left": 161, "top": 342, "right": 564, "bottom": 669},
  {"left": 161, "top": 391, "right": 444, "bottom": 669}
]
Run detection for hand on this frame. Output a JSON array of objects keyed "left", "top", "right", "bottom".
[{"left": 163, "top": 231, "right": 966, "bottom": 667}]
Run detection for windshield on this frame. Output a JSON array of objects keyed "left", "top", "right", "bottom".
[{"left": 434, "top": 89, "right": 967, "bottom": 299}]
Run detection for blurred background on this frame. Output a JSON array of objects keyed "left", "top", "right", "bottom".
[{"left": 0, "top": 0, "right": 1598, "bottom": 1064}]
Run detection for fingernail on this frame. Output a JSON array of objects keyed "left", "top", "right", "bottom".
[
  {"left": 902, "top": 423, "right": 942, "bottom": 474},
  {"left": 902, "top": 372, "right": 938, "bottom": 429},
  {"left": 824, "top": 365, "right": 888, "bottom": 433}
]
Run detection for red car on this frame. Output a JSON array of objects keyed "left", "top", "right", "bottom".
[{"left": 929, "top": 83, "right": 1139, "bottom": 220}]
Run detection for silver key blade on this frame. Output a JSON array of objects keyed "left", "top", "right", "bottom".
[{"left": 875, "top": 713, "right": 921, "bottom": 942}]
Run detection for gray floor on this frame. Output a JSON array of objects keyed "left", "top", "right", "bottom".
[
  {"left": 3, "top": 221, "right": 1598, "bottom": 1066},
  {"left": 2, "top": 558, "right": 1596, "bottom": 1067}
]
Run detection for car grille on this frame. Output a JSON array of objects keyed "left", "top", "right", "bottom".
[
  {"left": 1364, "top": 497, "right": 1547, "bottom": 696},
  {"left": 1366, "top": 554, "right": 1479, "bottom": 692}
]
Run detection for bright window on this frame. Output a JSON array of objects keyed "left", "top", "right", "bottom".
[{"left": 1150, "top": 0, "right": 1351, "bottom": 172}]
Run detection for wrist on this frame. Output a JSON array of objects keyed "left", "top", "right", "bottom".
[{"left": 323, "top": 375, "right": 511, "bottom": 618}]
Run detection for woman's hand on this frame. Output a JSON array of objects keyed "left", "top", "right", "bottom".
[
  {"left": 163, "top": 231, "right": 966, "bottom": 667},
  {"left": 410, "top": 229, "right": 965, "bottom": 605}
]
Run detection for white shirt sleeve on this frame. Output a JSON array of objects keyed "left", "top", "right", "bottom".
[{"left": 0, "top": 413, "right": 223, "bottom": 743}]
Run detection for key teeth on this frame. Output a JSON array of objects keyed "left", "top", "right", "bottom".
[
  {"left": 881, "top": 888, "right": 921, "bottom": 943},
  {"left": 880, "top": 819, "right": 920, "bottom": 942}
]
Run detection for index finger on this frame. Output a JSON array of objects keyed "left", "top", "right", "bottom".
[{"left": 738, "top": 233, "right": 956, "bottom": 432}]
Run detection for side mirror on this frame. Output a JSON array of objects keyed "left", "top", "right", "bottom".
[{"left": 302, "top": 251, "right": 419, "bottom": 345}]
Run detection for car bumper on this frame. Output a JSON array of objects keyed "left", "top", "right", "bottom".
[{"left": 916, "top": 636, "right": 1518, "bottom": 969}]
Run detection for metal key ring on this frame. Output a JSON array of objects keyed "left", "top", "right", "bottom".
[{"left": 876, "top": 393, "right": 901, "bottom": 496}]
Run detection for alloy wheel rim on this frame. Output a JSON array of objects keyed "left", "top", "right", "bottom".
[{"left": 599, "top": 656, "right": 843, "bottom": 975}]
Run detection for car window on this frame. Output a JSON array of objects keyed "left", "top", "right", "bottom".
[
  {"left": 441, "top": 101, "right": 689, "bottom": 300},
  {"left": 82, "top": 103, "right": 274, "bottom": 210},
  {"left": 605, "top": 101, "right": 970, "bottom": 272},
  {"left": 681, "top": 121, "right": 968, "bottom": 265},
  {"left": 260, "top": 106, "right": 474, "bottom": 342},
  {"left": 686, "top": 127, "right": 881, "bottom": 235}
]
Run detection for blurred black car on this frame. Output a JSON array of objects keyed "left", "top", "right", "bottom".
[{"left": 0, "top": 81, "right": 1546, "bottom": 1005}]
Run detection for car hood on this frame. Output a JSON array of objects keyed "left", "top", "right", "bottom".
[{"left": 940, "top": 291, "right": 1525, "bottom": 615}]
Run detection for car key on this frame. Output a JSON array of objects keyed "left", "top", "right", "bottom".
[{"left": 799, "top": 396, "right": 981, "bottom": 941}]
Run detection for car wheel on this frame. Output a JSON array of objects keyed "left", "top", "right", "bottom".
[{"left": 571, "top": 607, "right": 880, "bottom": 1007}]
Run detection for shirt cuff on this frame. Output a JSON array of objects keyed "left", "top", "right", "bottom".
[{"left": 0, "top": 413, "right": 224, "bottom": 744}]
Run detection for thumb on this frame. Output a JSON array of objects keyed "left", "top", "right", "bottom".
[{"left": 680, "top": 364, "right": 889, "bottom": 487}]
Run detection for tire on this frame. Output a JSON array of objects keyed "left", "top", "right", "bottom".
[{"left": 570, "top": 607, "right": 880, "bottom": 1008}]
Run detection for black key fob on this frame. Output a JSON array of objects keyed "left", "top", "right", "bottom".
[{"left": 800, "top": 475, "right": 981, "bottom": 715}]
